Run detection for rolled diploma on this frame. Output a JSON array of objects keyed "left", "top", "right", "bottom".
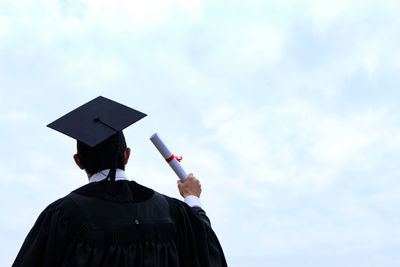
[{"left": 150, "top": 133, "right": 188, "bottom": 181}]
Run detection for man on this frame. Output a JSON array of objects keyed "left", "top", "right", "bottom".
[{"left": 13, "top": 96, "right": 227, "bottom": 267}]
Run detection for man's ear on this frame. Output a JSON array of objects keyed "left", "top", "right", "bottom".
[
  {"left": 73, "top": 154, "right": 85, "bottom": 170},
  {"left": 124, "top": 147, "right": 131, "bottom": 165}
]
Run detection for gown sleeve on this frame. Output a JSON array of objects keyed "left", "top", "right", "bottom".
[
  {"left": 167, "top": 197, "right": 228, "bottom": 267},
  {"left": 12, "top": 199, "right": 70, "bottom": 267}
]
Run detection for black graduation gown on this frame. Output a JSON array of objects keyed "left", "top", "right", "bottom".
[{"left": 13, "top": 180, "right": 227, "bottom": 267}]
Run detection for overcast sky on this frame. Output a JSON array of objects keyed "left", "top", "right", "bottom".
[{"left": 1, "top": 0, "right": 400, "bottom": 266}]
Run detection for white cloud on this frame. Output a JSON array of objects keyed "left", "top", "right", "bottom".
[
  {"left": 62, "top": 54, "right": 126, "bottom": 89},
  {"left": 311, "top": 0, "right": 353, "bottom": 31},
  {"left": 200, "top": 98, "right": 400, "bottom": 196},
  {"left": 1, "top": 111, "right": 29, "bottom": 121},
  {"left": 28, "top": 151, "right": 53, "bottom": 169},
  {"left": 81, "top": 0, "right": 203, "bottom": 30},
  {"left": 236, "top": 26, "right": 284, "bottom": 67},
  {"left": 0, "top": 15, "right": 12, "bottom": 40}
]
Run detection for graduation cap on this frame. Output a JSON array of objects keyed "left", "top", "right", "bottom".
[
  {"left": 47, "top": 96, "right": 147, "bottom": 147},
  {"left": 47, "top": 96, "right": 146, "bottom": 183}
]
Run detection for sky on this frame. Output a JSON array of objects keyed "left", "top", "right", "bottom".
[{"left": 1, "top": 0, "right": 400, "bottom": 266}]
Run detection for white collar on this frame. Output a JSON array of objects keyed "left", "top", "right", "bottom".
[{"left": 88, "top": 169, "right": 129, "bottom": 183}]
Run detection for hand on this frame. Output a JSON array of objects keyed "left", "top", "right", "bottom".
[{"left": 177, "top": 173, "right": 202, "bottom": 198}]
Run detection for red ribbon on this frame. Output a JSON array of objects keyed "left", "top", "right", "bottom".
[{"left": 166, "top": 154, "right": 182, "bottom": 163}]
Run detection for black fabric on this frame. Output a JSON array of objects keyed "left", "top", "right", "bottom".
[
  {"left": 12, "top": 180, "right": 227, "bottom": 267},
  {"left": 77, "top": 131, "right": 127, "bottom": 175},
  {"left": 47, "top": 96, "right": 147, "bottom": 147}
]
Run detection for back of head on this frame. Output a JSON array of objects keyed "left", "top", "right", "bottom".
[{"left": 77, "top": 131, "right": 127, "bottom": 175}]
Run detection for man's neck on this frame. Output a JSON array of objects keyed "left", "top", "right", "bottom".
[{"left": 88, "top": 169, "right": 128, "bottom": 183}]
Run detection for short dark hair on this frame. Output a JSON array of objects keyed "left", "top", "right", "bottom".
[{"left": 77, "top": 131, "right": 127, "bottom": 174}]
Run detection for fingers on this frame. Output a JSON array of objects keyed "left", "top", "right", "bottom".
[
  {"left": 186, "top": 173, "right": 194, "bottom": 180},
  {"left": 179, "top": 174, "right": 200, "bottom": 186},
  {"left": 177, "top": 172, "right": 202, "bottom": 198}
]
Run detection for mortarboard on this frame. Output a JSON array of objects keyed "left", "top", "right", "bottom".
[{"left": 47, "top": 96, "right": 147, "bottom": 147}]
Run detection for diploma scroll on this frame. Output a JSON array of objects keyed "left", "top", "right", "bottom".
[{"left": 150, "top": 133, "right": 188, "bottom": 181}]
